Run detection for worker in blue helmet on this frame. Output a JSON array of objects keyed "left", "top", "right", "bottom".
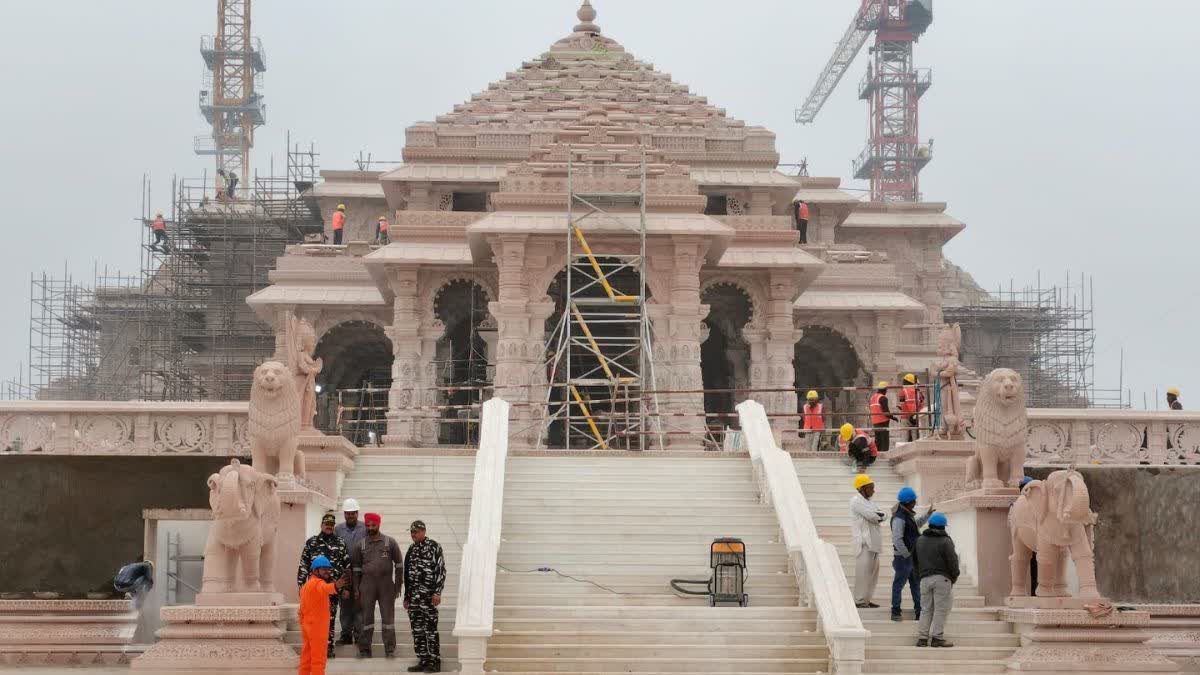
[
  {"left": 890, "top": 486, "right": 933, "bottom": 621},
  {"left": 915, "top": 512, "right": 959, "bottom": 648}
]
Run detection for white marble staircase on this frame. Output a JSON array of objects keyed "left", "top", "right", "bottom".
[
  {"left": 285, "top": 453, "right": 474, "bottom": 672},
  {"left": 793, "top": 454, "right": 1019, "bottom": 674},
  {"left": 486, "top": 455, "right": 827, "bottom": 674}
]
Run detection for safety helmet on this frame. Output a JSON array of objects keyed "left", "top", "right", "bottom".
[
  {"left": 155, "top": 211, "right": 163, "bottom": 218},
  {"left": 852, "top": 474, "right": 874, "bottom": 490},
  {"left": 336, "top": 203, "right": 346, "bottom": 211},
  {"left": 897, "top": 486, "right": 917, "bottom": 504},
  {"left": 1018, "top": 476, "right": 1033, "bottom": 489},
  {"left": 840, "top": 423, "right": 855, "bottom": 441},
  {"left": 342, "top": 498, "right": 360, "bottom": 512},
  {"left": 310, "top": 555, "right": 332, "bottom": 571},
  {"left": 1168, "top": 387, "right": 1181, "bottom": 396},
  {"left": 928, "top": 512, "right": 947, "bottom": 528},
  {"left": 877, "top": 381, "right": 889, "bottom": 389},
  {"left": 903, "top": 373, "right": 916, "bottom": 384},
  {"left": 806, "top": 390, "right": 819, "bottom": 400},
  {"left": 378, "top": 216, "right": 387, "bottom": 221}
]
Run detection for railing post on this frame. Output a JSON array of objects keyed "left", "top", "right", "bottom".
[
  {"left": 52, "top": 413, "right": 72, "bottom": 454},
  {"left": 134, "top": 413, "right": 152, "bottom": 453},
  {"left": 1070, "top": 420, "right": 1091, "bottom": 461},
  {"left": 1147, "top": 420, "right": 1168, "bottom": 464}
]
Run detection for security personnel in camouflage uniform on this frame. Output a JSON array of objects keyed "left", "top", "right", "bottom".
[
  {"left": 351, "top": 512, "right": 404, "bottom": 659},
  {"left": 297, "top": 512, "right": 351, "bottom": 658},
  {"left": 403, "top": 520, "right": 447, "bottom": 673}
]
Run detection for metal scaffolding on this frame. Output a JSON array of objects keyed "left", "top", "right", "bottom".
[
  {"left": 540, "top": 150, "right": 663, "bottom": 450},
  {"left": 943, "top": 274, "right": 1125, "bottom": 409}
]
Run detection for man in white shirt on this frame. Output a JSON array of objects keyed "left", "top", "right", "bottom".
[{"left": 850, "top": 473, "right": 887, "bottom": 608}]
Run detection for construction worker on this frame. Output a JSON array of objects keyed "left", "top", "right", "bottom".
[
  {"left": 351, "top": 512, "right": 403, "bottom": 659},
  {"left": 840, "top": 423, "right": 878, "bottom": 471},
  {"left": 376, "top": 216, "right": 390, "bottom": 245},
  {"left": 216, "top": 168, "right": 228, "bottom": 201},
  {"left": 869, "top": 381, "right": 897, "bottom": 452},
  {"left": 299, "top": 555, "right": 349, "bottom": 675},
  {"left": 850, "top": 474, "right": 887, "bottom": 609},
  {"left": 403, "top": 520, "right": 446, "bottom": 673},
  {"left": 297, "top": 512, "right": 351, "bottom": 659},
  {"left": 898, "top": 374, "right": 925, "bottom": 443},
  {"left": 1167, "top": 387, "right": 1183, "bottom": 410},
  {"left": 915, "top": 512, "right": 959, "bottom": 648},
  {"left": 334, "top": 498, "right": 366, "bottom": 645},
  {"left": 149, "top": 211, "right": 169, "bottom": 253},
  {"left": 801, "top": 390, "right": 826, "bottom": 452},
  {"left": 890, "top": 487, "right": 932, "bottom": 622},
  {"left": 332, "top": 204, "right": 347, "bottom": 245},
  {"left": 226, "top": 170, "right": 239, "bottom": 200},
  {"left": 793, "top": 198, "right": 811, "bottom": 244}
]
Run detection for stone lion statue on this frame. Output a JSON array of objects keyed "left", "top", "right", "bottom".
[
  {"left": 1009, "top": 469, "right": 1101, "bottom": 598},
  {"left": 201, "top": 459, "right": 281, "bottom": 594},
  {"left": 966, "top": 368, "right": 1027, "bottom": 489},
  {"left": 249, "top": 361, "right": 305, "bottom": 479}
]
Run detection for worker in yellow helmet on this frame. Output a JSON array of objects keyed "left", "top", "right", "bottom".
[
  {"left": 849, "top": 473, "right": 886, "bottom": 608},
  {"left": 898, "top": 374, "right": 925, "bottom": 443},
  {"left": 869, "top": 381, "right": 897, "bottom": 453},
  {"left": 1167, "top": 387, "right": 1182, "bottom": 411},
  {"left": 840, "top": 422, "right": 878, "bottom": 472},
  {"left": 801, "top": 390, "right": 825, "bottom": 452}
]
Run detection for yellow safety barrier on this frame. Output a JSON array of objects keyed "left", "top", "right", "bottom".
[{"left": 569, "top": 385, "right": 608, "bottom": 450}]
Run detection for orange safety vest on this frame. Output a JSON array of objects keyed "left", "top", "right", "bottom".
[
  {"left": 802, "top": 402, "right": 825, "bottom": 430},
  {"left": 332, "top": 211, "right": 346, "bottom": 231},
  {"left": 899, "top": 385, "right": 920, "bottom": 414},
  {"left": 797, "top": 202, "right": 810, "bottom": 220},
  {"left": 151, "top": 217, "right": 166, "bottom": 232},
  {"left": 869, "top": 392, "right": 889, "bottom": 425},
  {"left": 378, "top": 218, "right": 389, "bottom": 233},
  {"left": 840, "top": 429, "right": 879, "bottom": 457}
]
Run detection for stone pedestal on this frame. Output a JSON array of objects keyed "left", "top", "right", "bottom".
[
  {"left": 888, "top": 439, "right": 974, "bottom": 503},
  {"left": 1003, "top": 598, "right": 1178, "bottom": 673},
  {"left": 0, "top": 599, "right": 138, "bottom": 667},
  {"left": 297, "top": 431, "right": 357, "bottom": 498},
  {"left": 940, "top": 488, "right": 1019, "bottom": 606},
  {"left": 131, "top": 601, "right": 297, "bottom": 673},
  {"left": 272, "top": 478, "right": 336, "bottom": 604}
]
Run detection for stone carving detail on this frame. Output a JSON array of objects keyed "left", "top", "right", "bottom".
[
  {"left": 934, "top": 323, "right": 966, "bottom": 439},
  {"left": 201, "top": 459, "right": 281, "bottom": 594},
  {"left": 75, "top": 415, "right": 134, "bottom": 453},
  {"left": 726, "top": 196, "right": 746, "bottom": 215},
  {"left": 1027, "top": 422, "right": 1070, "bottom": 462},
  {"left": 1170, "top": 424, "right": 1200, "bottom": 463},
  {"left": 0, "top": 414, "right": 53, "bottom": 452},
  {"left": 967, "top": 368, "right": 1028, "bottom": 488},
  {"left": 285, "top": 314, "right": 323, "bottom": 432},
  {"left": 1009, "top": 468, "right": 1100, "bottom": 598},
  {"left": 153, "top": 416, "right": 213, "bottom": 454},
  {"left": 248, "top": 361, "right": 305, "bottom": 479},
  {"left": 1092, "top": 422, "right": 1146, "bottom": 463},
  {"left": 436, "top": 193, "right": 453, "bottom": 211}
]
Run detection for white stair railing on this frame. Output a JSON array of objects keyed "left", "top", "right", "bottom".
[
  {"left": 452, "top": 398, "right": 510, "bottom": 674},
  {"left": 737, "top": 400, "right": 869, "bottom": 675}
]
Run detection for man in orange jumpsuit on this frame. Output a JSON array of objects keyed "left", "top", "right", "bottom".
[{"left": 299, "top": 555, "right": 348, "bottom": 675}]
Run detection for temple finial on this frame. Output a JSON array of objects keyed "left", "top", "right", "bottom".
[{"left": 574, "top": 0, "right": 600, "bottom": 34}]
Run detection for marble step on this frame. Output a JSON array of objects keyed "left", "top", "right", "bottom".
[{"left": 482, "top": 656, "right": 829, "bottom": 673}]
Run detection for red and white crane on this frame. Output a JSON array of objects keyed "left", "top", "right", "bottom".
[{"left": 795, "top": 0, "right": 933, "bottom": 202}]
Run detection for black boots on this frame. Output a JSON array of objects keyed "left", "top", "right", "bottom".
[
  {"left": 409, "top": 659, "right": 441, "bottom": 672},
  {"left": 931, "top": 637, "right": 955, "bottom": 648},
  {"left": 890, "top": 609, "right": 902, "bottom": 622}
]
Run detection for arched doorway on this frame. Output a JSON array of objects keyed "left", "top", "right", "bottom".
[
  {"left": 314, "top": 321, "right": 393, "bottom": 444},
  {"left": 701, "top": 283, "right": 753, "bottom": 434},
  {"left": 433, "top": 280, "right": 490, "bottom": 446},
  {"left": 794, "top": 325, "right": 865, "bottom": 430}
]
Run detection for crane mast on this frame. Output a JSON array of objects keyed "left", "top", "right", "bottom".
[
  {"left": 196, "top": 0, "right": 266, "bottom": 182},
  {"left": 795, "top": 0, "right": 933, "bottom": 202}
]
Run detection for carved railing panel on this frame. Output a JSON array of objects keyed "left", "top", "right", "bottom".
[
  {"left": 0, "top": 402, "right": 248, "bottom": 456},
  {"left": 1024, "top": 410, "right": 1200, "bottom": 465}
]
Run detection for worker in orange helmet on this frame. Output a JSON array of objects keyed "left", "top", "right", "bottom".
[
  {"left": 868, "top": 381, "right": 897, "bottom": 452},
  {"left": 299, "top": 555, "right": 349, "bottom": 675},
  {"left": 898, "top": 374, "right": 925, "bottom": 443},
  {"left": 332, "top": 204, "right": 347, "bottom": 245}
]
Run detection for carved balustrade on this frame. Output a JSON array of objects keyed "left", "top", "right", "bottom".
[
  {"left": 715, "top": 215, "right": 795, "bottom": 232},
  {"left": 0, "top": 401, "right": 249, "bottom": 456},
  {"left": 1024, "top": 409, "right": 1200, "bottom": 465}
]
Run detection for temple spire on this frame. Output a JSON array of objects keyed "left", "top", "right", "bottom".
[{"left": 574, "top": 0, "right": 600, "bottom": 34}]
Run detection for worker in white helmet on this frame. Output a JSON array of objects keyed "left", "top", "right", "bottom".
[{"left": 334, "top": 497, "right": 366, "bottom": 645}]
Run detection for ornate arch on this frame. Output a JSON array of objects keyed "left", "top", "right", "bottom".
[
  {"left": 420, "top": 272, "right": 499, "bottom": 325},
  {"left": 794, "top": 322, "right": 869, "bottom": 383},
  {"left": 313, "top": 310, "right": 392, "bottom": 344},
  {"left": 700, "top": 275, "right": 765, "bottom": 329}
]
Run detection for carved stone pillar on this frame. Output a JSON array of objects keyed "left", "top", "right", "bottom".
[
  {"left": 385, "top": 268, "right": 422, "bottom": 446},
  {"left": 748, "top": 189, "right": 772, "bottom": 216},
  {"left": 646, "top": 239, "right": 708, "bottom": 449},
  {"left": 478, "top": 318, "right": 498, "bottom": 400},
  {"left": 875, "top": 312, "right": 898, "bottom": 383},
  {"left": 765, "top": 271, "right": 801, "bottom": 446},
  {"left": 744, "top": 326, "right": 768, "bottom": 409},
  {"left": 417, "top": 319, "right": 446, "bottom": 445},
  {"left": 488, "top": 235, "right": 536, "bottom": 445}
]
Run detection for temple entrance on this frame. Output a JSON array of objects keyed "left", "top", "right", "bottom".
[
  {"left": 701, "top": 283, "right": 753, "bottom": 435},
  {"left": 314, "top": 321, "right": 393, "bottom": 444},
  {"left": 544, "top": 259, "right": 647, "bottom": 449},
  {"left": 793, "top": 325, "right": 865, "bottom": 430},
  {"left": 433, "top": 280, "right": 490, "bottom": 446}
]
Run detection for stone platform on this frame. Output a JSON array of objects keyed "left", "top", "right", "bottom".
[{"left": 130, "top": 603, "right": 296, "bottom": 674}]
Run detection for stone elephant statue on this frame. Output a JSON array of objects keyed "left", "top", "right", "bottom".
[
  {"left": 200, "top": 459, "right": 282, "bottom": 594},
  {"left": 1009, "top": 469, "right": 1101, "bottom": 598}
]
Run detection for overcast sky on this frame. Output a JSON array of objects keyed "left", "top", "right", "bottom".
[{"left": 1, "top": 1, "right": 1196, "bottom": 408}]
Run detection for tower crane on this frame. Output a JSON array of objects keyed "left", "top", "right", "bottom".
[
  {"left": 795, "top": 0, "right": 933, "bottom": 202},
  {"left": 196, "top": 0, "right": 266, "bottom": 182}
]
